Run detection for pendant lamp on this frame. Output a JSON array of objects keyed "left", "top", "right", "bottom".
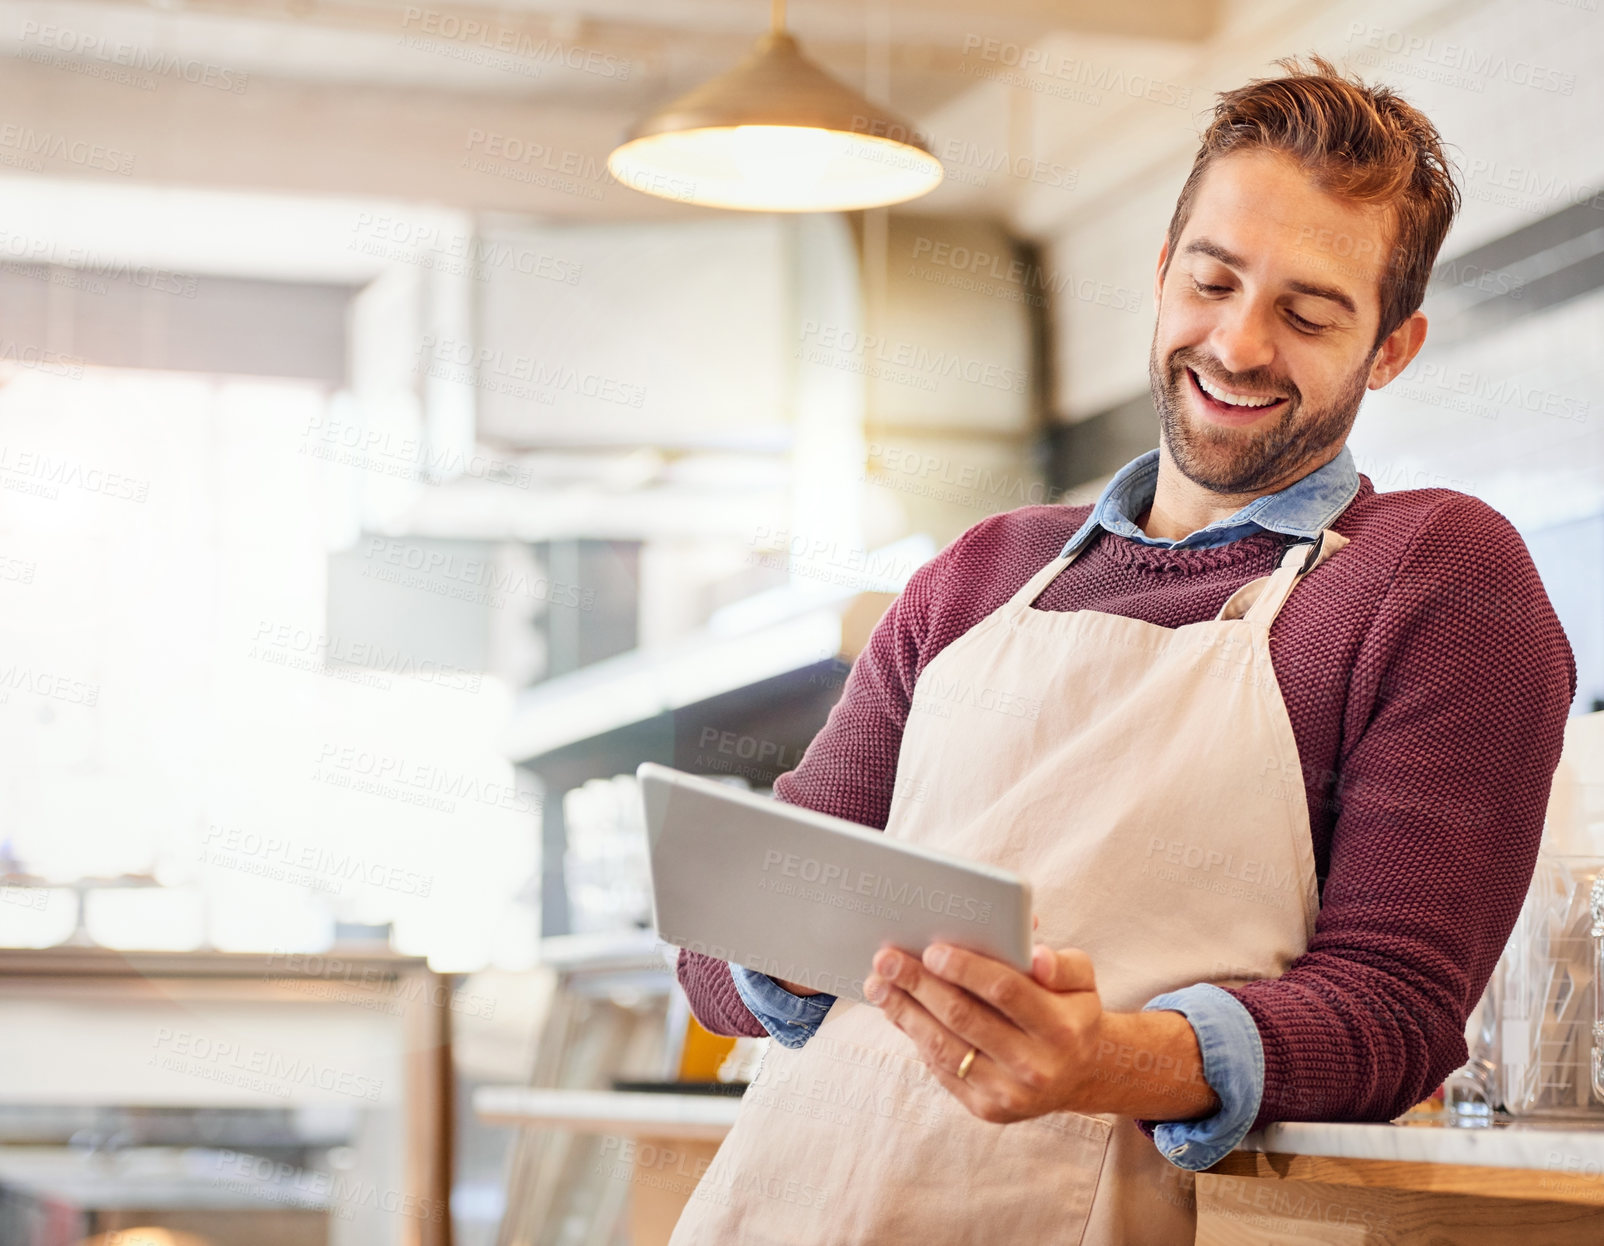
[{"left": 606, "top": 0, "right": 944, "bottom": 212}]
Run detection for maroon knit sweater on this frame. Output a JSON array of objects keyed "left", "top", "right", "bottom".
[{"left": 678, "top": 476, "right": 1576, "bottom": 1128}]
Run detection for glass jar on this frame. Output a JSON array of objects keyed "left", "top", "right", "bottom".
[
  {"left": 1592, "top": 872, "right": 1604, "bottom": 1103},
  {"left": 1496, "top": 855, "right": 1604, "bottom": 1116}
]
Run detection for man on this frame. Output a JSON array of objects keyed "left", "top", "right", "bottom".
[{"left": 671, "top": 58, "right": 1576, "bottom": 1244}]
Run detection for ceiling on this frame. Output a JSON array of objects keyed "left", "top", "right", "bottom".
[
  {"left": 3, "top": 0, "right": 1223, "bottom": 100},
  {"left": 0, "top": 0, "right": 1223, "bottom": 220}
]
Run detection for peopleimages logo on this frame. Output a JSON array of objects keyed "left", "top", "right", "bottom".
[
  {"left": 956, "top": 37, "right": 1195, "bottom": 109},
  {"left": 911, "top": 672, "right": 1042, "bottom": 721},
  {"left": 1143, "top": 838, "right": 1295, "bottom": 891},
  {"left": 760, "top": 849, "right": 993, "bottom": 924},
  {"left": 18, "top": 21, "right": 250, "bottom": 93},
  {"left": 200, "top": 823, "right": 434, "bottom": 898},
  {"left": 1345, "top": 22, "right": 1576, "bottom": 95},
  {"left": 908, "top": 237, "right": 1141, "bottom": 314},
  {"left": 150, "top": 1028, "right": 383, "bottom": 1101},
  {"left": 399, "top": 7, "right": 632, "bottom": 79},
  {"left": 797, "top": 319, "right": 1028, "bottom": 395},
  {"left": 214, "top": 1150, "right": 446, "bottom": 1224}
]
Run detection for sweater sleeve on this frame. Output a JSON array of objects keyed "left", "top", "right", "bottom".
[
  {"left": 675, "top": 947, "right": 769, "bottom": 1038},
  {"left": 674, "top": 529, "right": 950, "bottom": 1034},
  {"left": 1234, "top": 494, "right": 1576, "bottom": 1127}
]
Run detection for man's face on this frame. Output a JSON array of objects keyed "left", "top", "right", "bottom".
[{"left": 1151, "top": 147, "right": 1394, "bottom": 494}]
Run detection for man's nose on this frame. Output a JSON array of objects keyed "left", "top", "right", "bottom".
[{"left": 1209, "top": 302, "right": 1277, "bottom": 376}]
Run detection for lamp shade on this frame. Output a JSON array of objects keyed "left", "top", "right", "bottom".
[{"left": 608, "top": 32, "right": 943, "bottom": 212}]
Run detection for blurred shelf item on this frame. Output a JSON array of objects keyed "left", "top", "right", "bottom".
[
  {"left": 675, "top": 1016, "right": 742, "bottom": 1085},
  {"left": 611, "top": 1080, "right": 746, "bottom": 1098},
  {"left": 504, "top": 534, "right": 922, "bottom": 768},
  {"left": 1446, "top": 711, "right": 1604, "bottom": 1124},
  {"left": 473, "top": 1088, "right": 740, "bottom": 1142},
  {"left": 503, "top": 608, "right": 847, "bottom": 765},
  {"left": 480, "top": 924, "right": 680, "bottom": 1246},
  {"left": 79, "top": 1230, "right": 212, "bottom": 1246},
  {"left": 0, "top": 945, "right": 424, "bottom": 980},
  {"left": 0, "top": 1145, "right": 329, "bottom": 1246},
  {"left": 537, "top": 931, "right": 673, "bottom": 1002},
  {"left": 0, "top": 1104, "right": 354, "bottom": 1150},
  {"left": 563, "top": 777, "right": 653, "bottom": 935},
  {"left": 0, "top": 948, "right": 452, "bottom": 1246},
  {"left": 0, "top": 875, "right": 163, "bottom": 949},
  {"left": 537, "top": 930, "right": 666, "bottom": 972}
]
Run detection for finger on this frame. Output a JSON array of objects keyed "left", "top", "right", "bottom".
[
  {"left": 919, "top": 943, "right": 1067, "bottom": 1038},
  {"left": 1031, "top": 945, "right": 1096, "bottom": 994},
  {"left": 875, "top": 948, "right": 1031, "bottom": 1071},
  {"left": 869, "top": 978, "right": 984, "bottom": 1083},
  {"left": 927, "top": 1058, "right": 1022, "bottom": 1125}
]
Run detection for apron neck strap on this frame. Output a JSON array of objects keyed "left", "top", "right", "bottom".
[
  {"left": 1227, "top": 528, "right": 1350, "bottom": 627},
  {"left": 1009, "top": 552, "right": 1075, "bottom": 610},
  {"left": 1009, "top": 534, "right": 1098, "bottom": 610},
  {"left": 1011, "top": 528, "right": 1350, "bottom": 618}
]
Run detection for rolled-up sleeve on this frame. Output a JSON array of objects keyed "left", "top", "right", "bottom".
[
  {"left": 1142, "top": 984, "right": 1265, "bottom": 1170},
  {"left": 731, "top": 967, "right": 836, "bottom": 1048}
]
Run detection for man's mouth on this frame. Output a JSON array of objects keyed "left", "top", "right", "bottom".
[{"left": 1186, "top": 367, "right": 1289, "bottom": 420}]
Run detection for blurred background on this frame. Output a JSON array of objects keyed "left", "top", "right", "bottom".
[{"left": 0, "top": 0, "right": 1600, "bottom": 1243}]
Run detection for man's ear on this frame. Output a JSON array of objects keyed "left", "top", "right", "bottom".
[
  {"left": 1154, "top": 233, "right": 1171, "bottom": 307},
  {"left": 1367, "top": 311, "right": 1428, "bottom": 390}
]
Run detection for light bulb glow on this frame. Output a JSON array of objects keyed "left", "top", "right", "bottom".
[{"left": 608, "top": 125, "right": 943, "bottom": 212}]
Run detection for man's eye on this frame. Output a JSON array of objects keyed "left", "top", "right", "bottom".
[
  {"left": 1191, "top": 280, "right": 1230, "bottom": 296},
  {"left": 1286, "top": 310, "right": 1331, "bottom": 334}
]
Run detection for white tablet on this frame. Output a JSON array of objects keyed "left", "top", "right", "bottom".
[{"left": 637, "top": 762, "right": 1033, "bottom": 1002}]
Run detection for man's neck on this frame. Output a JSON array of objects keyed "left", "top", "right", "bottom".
[{"left": 1136, "top": 444, "right": 1336, "bottom": 541}]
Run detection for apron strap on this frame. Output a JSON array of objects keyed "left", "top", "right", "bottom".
[
  {"left": 1009, "top": 529, "right": 1104, "bottom": 609},
  {"left": 1009, "top": 553, "right": 1076, "bottom": 609},
  {"left": 1015, "top": 528, "right": 1348, "bottom": 616},
  {"left": 1218, "top": 528, "right": 1350, "bottom": 626}
]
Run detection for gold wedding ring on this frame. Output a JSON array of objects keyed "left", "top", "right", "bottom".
[{"left": 956, "top": 1046, "right": 977, "bottom": 1080}]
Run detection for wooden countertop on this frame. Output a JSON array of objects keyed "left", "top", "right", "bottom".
[
  {"left": 473, "top": 1085, "right": 1604, "bottom": 1207},
  {"left": 1217, "top": 1116, "right": 1604, "bottom": 1207}
]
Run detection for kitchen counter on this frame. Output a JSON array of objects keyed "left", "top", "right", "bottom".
[
  {"left": 475, "top": 1085, "right": 1604, "bottom": 1241},
  {"left": 1203, "top": 1114, "right": 1604, "bottom": 1244},
  {"left": 1240, "top": 1115, "right": 1604, "bottom": 1179}
]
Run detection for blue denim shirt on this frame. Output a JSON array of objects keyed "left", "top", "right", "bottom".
[{"left": 732, "top": 445, "right": 1360, "bottom": 1172}]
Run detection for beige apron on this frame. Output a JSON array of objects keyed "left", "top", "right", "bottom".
[{"left": 670, "top": 530, "right": 1347, "bottom": 1246}]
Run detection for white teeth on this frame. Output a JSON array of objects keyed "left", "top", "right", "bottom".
[{"left": 1193, "top": 369, "right": 1280, "bottom": 408}]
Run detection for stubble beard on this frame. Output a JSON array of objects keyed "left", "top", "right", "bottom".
[{"left": 1148, "top": 339, "right": 1373, "bottom": 494}]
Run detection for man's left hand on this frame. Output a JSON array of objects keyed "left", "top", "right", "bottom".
[{"left": 863, "top": 942, "right": 1106, "bottom": 1124}]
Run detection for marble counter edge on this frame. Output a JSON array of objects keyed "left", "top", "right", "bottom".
[
  {"left": 471, "top": 1090, "right": 1604, "bottom": 1169},
  {"left": 1237, "top": 1120, "right": 1604, "bottom": 1172}
]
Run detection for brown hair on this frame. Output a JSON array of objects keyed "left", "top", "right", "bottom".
[{"left": 1165, "top": 55, "right": 1459, "bottom": 349}]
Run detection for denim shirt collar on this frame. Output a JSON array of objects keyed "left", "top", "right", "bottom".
[{"left": 1060, "top": 444, "right": 1360, "bottom": 558}]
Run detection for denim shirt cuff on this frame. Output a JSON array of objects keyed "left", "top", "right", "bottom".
[
  {"left": 730, "top": 965, "right": 836, "bottom": 1050},
  {"left": 1141, "top": 983, "right": 1265, "bottom": 1171}
]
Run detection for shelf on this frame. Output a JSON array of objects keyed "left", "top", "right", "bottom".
[{"left": 473, "top": 1088, "right": 742, "bottom": 1142}]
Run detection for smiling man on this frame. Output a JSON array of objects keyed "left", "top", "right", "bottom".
[{"left": 671, "top": 59, "right": 1576, "bottom": 1245}]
